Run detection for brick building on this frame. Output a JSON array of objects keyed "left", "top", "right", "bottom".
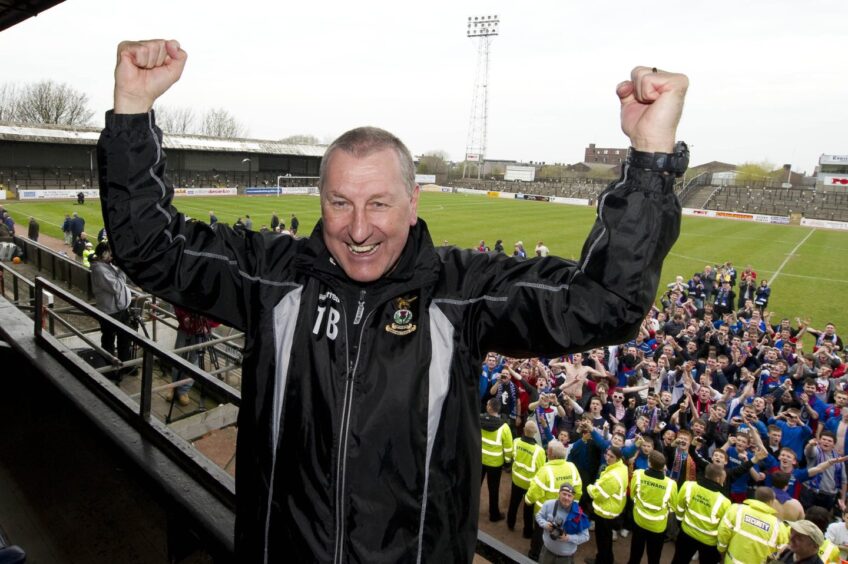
[{"left": 583, "top": 143, "right": 628, "bottom": 165}]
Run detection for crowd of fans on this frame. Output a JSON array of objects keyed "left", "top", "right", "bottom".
[{"left": 480, "top": 261, "right": 848, "bottom": 563}]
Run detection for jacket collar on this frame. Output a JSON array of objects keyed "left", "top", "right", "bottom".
[
  {"left": 645, "top": 468, "right": 665, "bottom": 480},
  {"left": 697, "top": 477, "right": 724, "bottom": 492},
  {"left": 743, "top": 498, "right": 777, "bottom": 515}
]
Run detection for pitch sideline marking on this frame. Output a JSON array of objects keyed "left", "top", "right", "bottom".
[{"left": 770, "top": 228, "right": 815, "bottom": 284}]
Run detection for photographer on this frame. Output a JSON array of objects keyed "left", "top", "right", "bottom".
[
  {"left": 534, "top": 483, "right": 589, "bottom": 564},
  {"left": 90, "top": 241, "right": 134, "bottom": 379},
  {"left": 489, "top": 367, "right": 519, "bottom": 435}
]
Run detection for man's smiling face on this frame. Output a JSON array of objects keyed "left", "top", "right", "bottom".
[{"left": 321, "top": 148, "right": 419, "bottom": 283}]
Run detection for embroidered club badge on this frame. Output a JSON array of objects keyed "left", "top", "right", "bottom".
[{"left": 386, "top": 295, "right": 417, "bottom": 336}]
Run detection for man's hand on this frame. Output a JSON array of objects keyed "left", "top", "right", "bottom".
[
  {"left": 617, "top": 67, "right": 689, "bottom": 153},
  {"left": 114, "top": 39, "right": 187, "bottom": 114}
]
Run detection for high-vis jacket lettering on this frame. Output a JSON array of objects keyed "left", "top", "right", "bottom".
[
  {"left": 630, "top": 468, "right": 678, "bottom": 533},
  {"left": 675, "top": 479, "right": 731, "bottom": 546},
  {"left": 511, "top": 437, "right": 546, "bottom": 490},
  {"left": 716, "top": 499, "right": 788, "bottom": 564}
]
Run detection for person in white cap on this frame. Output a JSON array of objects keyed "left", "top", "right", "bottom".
[{"left": 773, "top": 519, "right": 825, "bottom": 564}]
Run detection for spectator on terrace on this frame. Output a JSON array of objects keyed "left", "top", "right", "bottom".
[
  {"left": 72, "top": 231, "right": 89, "bottom": 260},
  {"left": 702, "top": 264, "right": 717, "bottom": 303},
  {"left": 713, "top": 280, "right": 736, "bottom": 316},
  {"left": 535, "top": 241, "right": 549, "bottom": 257},
  {"left": 90, "top": 241, "right": 133, "bottom": 379},
  {"left": 808, "top": 323, "right": 843, "bottom": 352},
  {"left": 70, "top": 211, "right": 84, "bottom": 243},
  {"left": 27, "top": 217, "right": 39, "bottom": 242},
  {"left": 737, "top": 269, "right": 757, "bottom": 309},
  {"left": 514, "top": 241, "right": 527, "bottom": 258},
  {"left": 0, "top": 210, "right": 12, "bottom": 233},
  {"left": 493, "top": 239, "right": 504, "bottom": 253},
  {"left": 61, "top": 213, "right": 73, "bottom": 245},
  {"left": 477, "top": 240, "right": 489, "bottom": 252},
  {"left": 667, "top": 275, "right": 687, "bottom": 294},
  {"left": 755, "top": 279, "right": 772, "bottom": 310},
  {"left": 687, "top": 273, "right": 706, "bottom": 310}
]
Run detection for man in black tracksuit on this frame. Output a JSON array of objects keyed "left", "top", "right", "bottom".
[{"left": 101, "top": 39, "right": 688, "bottom": 563}]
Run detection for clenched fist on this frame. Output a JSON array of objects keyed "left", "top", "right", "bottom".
[
  {"left": 114, "top": 39, "right": 187, "bottom": 114},
  {"left": 616, "top": 67, "right": 689, "bottom": 153}
]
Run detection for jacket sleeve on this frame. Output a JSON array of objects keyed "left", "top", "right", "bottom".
[
  {"left": 502, "top": 425, "right": 514, "bottom": 463},
  {"left": 716, "top": 503, "right": 735, "bottom": 552},
  {"left": 570, "top": 527, "right": 590, "bottom": 547},
  {"left": 587, "top": 470, "right": 613, "bottom": 501},
  {"left": 525, "top": 468, "right": 545, "bottom": 506},
  {"left": 674, "top": 482, "right": 688, "bottom": 520},
  {"left": 97, "top": 111, "right": 299, "bottom": 330},
  {"left": 443, "top": 165, "right": 681, "bottom": 359}
]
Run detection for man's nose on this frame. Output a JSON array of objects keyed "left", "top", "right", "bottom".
[{"left": 348, "top": 207, "right": 371, "bottom": 243}]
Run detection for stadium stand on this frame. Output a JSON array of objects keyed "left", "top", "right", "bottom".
[{"left": 702, "top": 185, "right": 848, "bottom": 221}]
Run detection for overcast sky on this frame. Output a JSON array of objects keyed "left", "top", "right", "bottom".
[{"left": 1, "top": 0, "right": 845, "bottom": 173}]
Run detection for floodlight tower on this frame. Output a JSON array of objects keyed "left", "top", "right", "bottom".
[{"left": 464, "top": 15, "right": 499, "bottom": 180}]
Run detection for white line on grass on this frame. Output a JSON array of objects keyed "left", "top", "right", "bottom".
[{"left": 770, "top": 228, "right": 815, "bottom": 284}]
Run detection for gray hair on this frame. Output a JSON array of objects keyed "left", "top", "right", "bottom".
[
  {"left": 547, "top": 440, "right": 567, "bottom": 460},
  {"left": 318, "top": 126, "right": 416, "bottom": 195}
]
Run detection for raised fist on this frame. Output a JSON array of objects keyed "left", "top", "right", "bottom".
[{"left": 114, "top": 39, "right": 187, "bottom": 114}]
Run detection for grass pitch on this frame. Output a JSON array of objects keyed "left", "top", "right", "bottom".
[{"left": 4, "top": 192, "right": 846, "bottom": 337}]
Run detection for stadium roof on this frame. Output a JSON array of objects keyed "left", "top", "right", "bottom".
[
  {"left": 0, "top": 0, "right": 65, "bottom": 32},
  {"left": 0, "top": 121, "right": 327, "bottom": 157}
]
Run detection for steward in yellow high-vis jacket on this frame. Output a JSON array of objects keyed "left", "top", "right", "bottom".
[
  {"left": 481, "top": 398, "right": 513, "bottom": 522},
  {"left": 507, "top": 420, "right": 546, "bottom": 538},
  {"left": 716, "top": 487, "right": 789, "bottom": 564},
  {"left": 628, "top": 450, "right": 678, "bottom": 564},
  {"left": 670, "top": 463, "right": 730, "bottom": 564},
  {"left": 586, "top": 445, "right": 628, "bottom": 564}
]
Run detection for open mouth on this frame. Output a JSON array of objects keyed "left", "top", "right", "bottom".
[{"left": 347, "top": 243, "right": 379, "bottom": 255}]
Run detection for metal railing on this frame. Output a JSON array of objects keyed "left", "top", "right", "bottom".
[
  {"left": 0, "top": 260, "right": 36, "bottom": 309},
  {"left": 32, "top": 277, "right": 240, "bottom": 511},
  {"left": 13, "top": 235, "right": 94, "bottom": 298}
]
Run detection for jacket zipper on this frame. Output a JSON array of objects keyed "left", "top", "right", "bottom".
[{"left": 333, "top": 295, "right": 374, "bottom": 564}]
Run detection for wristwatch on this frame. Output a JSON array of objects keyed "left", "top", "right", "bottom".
[{"left": 628, "top": 141, "right": 689, "bottom": 177}]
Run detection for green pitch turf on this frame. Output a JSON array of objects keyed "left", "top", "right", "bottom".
[{"left": 4, "top": 192, "right": 846, "bottom": 338}]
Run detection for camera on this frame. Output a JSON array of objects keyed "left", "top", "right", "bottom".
[{"left": 549, "top": 526, "right": 564, "bottom": 540}]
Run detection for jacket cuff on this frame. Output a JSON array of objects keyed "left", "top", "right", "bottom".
[
  {"left": 624, "top": 166, "right": 677, "bottom": 194},
  {"left": 104, "top": 109, "right": 156, "bottom": 130}
]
